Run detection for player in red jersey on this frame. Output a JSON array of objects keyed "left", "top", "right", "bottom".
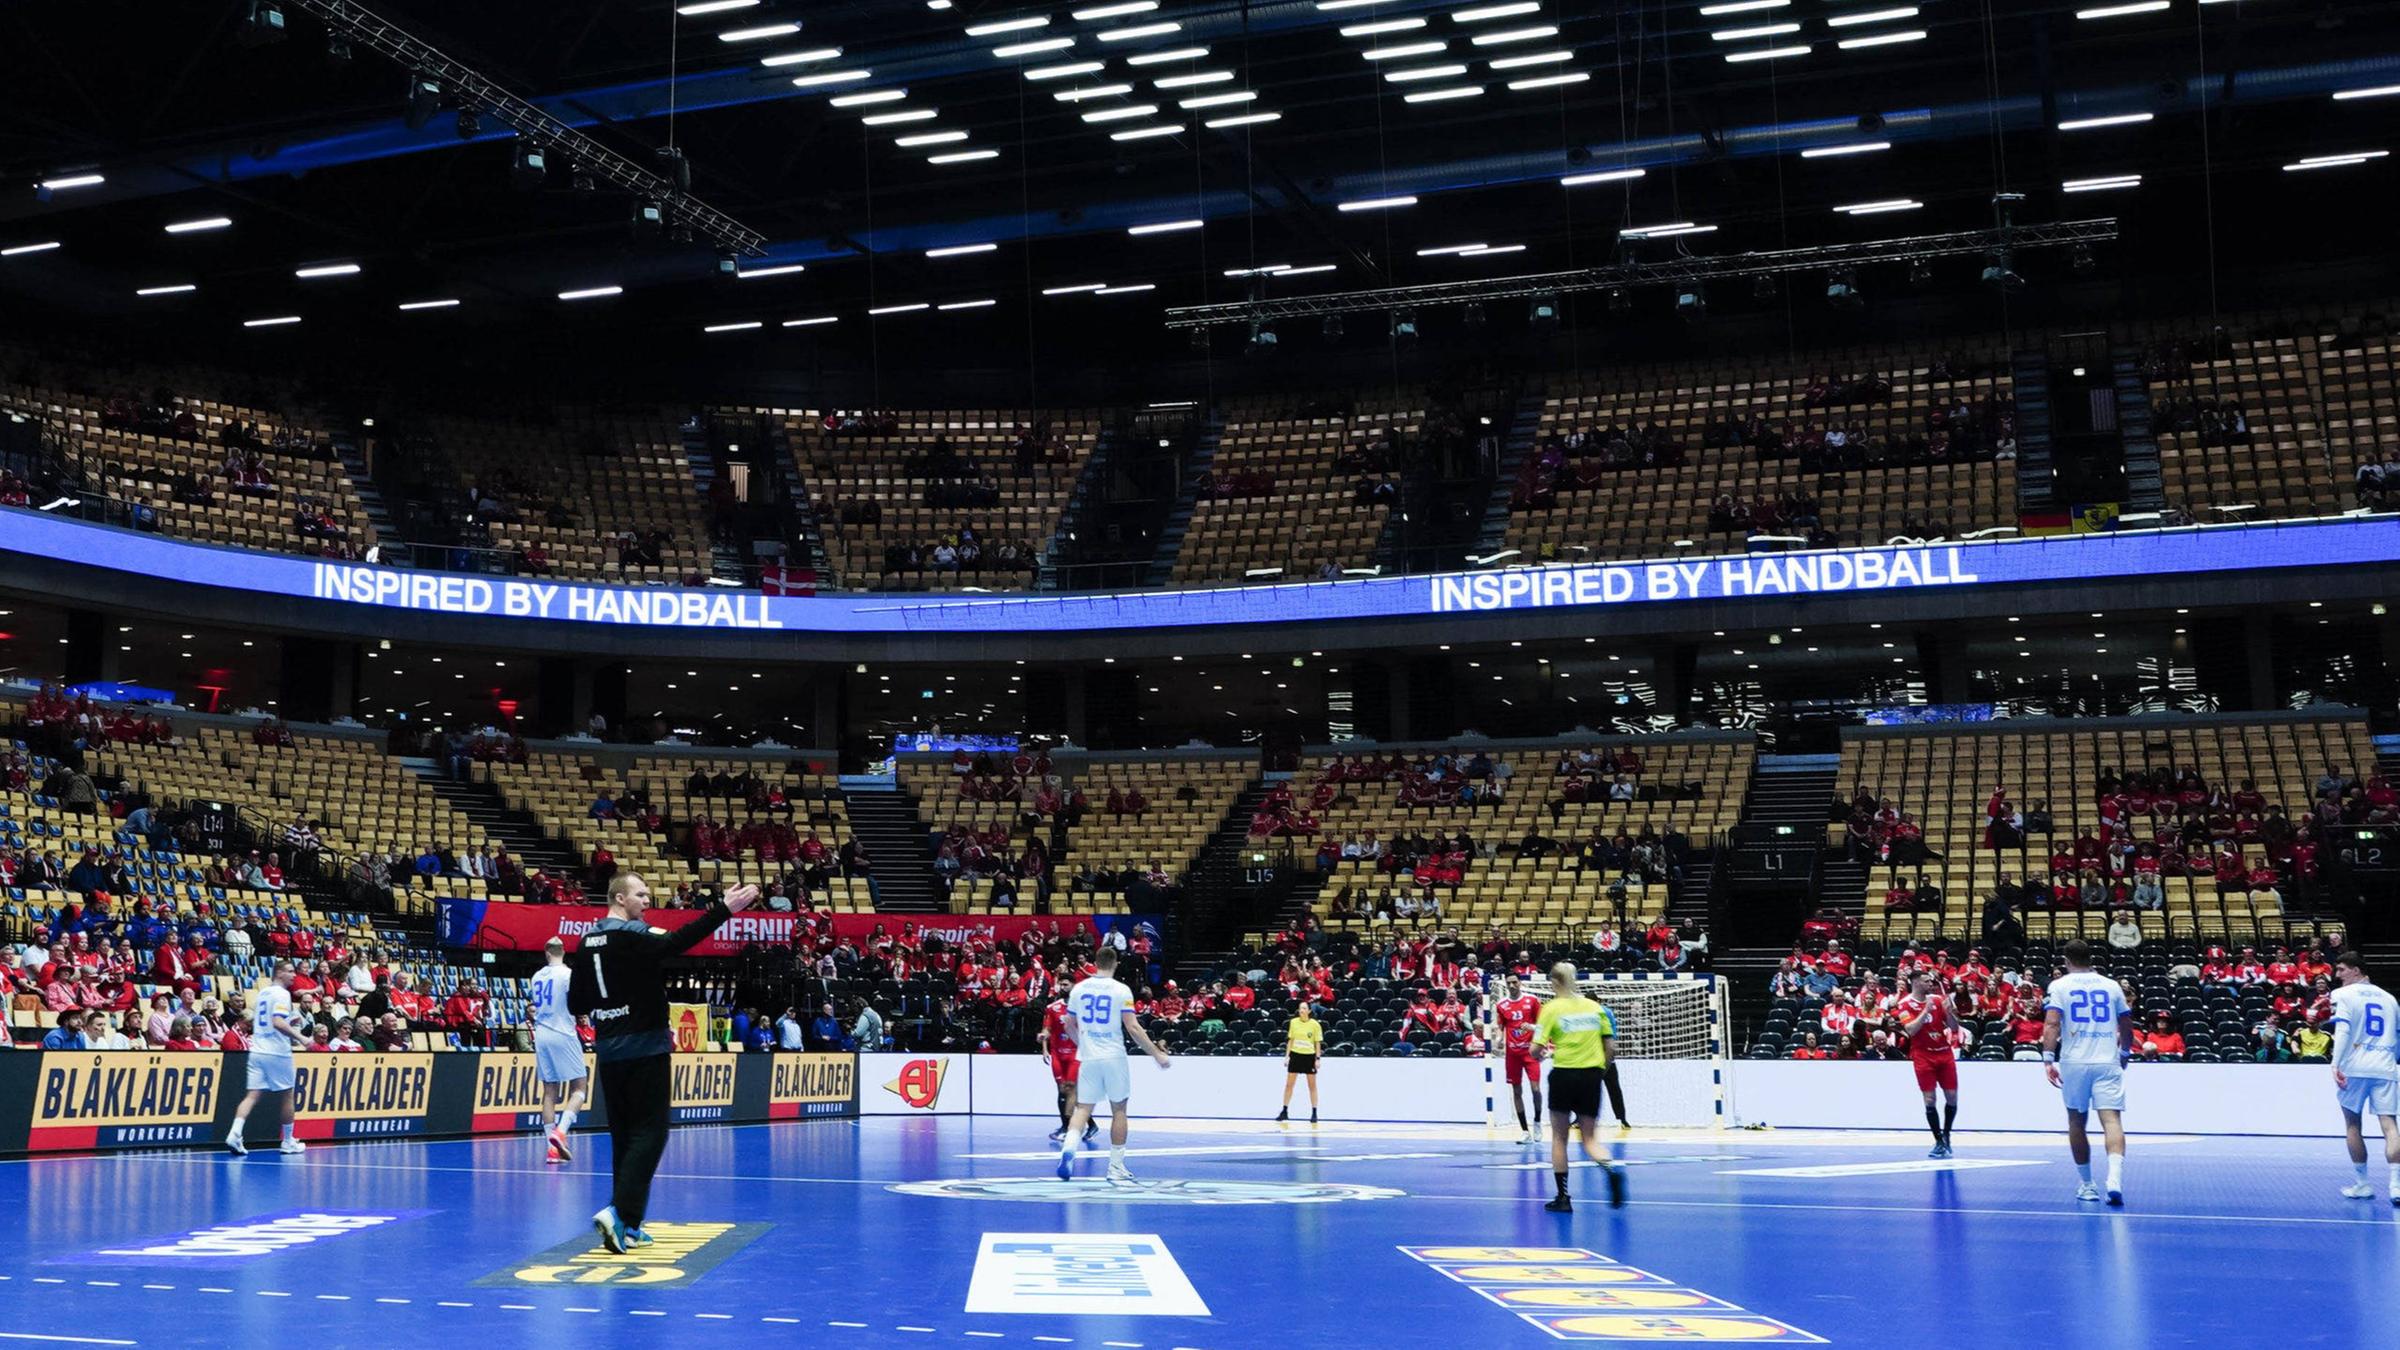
[
  {"left": 1492, "top": 975, "right": 1545, "bottom": 1143},
  {"left": 1036, "top": 997, "right": 1095, "bottom": 1144},
  {"left": 1898, "top": 971, "right": 1962, "bottom": 1158}
]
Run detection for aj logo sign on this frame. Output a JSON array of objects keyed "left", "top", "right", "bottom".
[
  {"left": 883, "top": 1057, "right": 952, "bottom": 1109},
  {"left": 476, "top": 1222, "right": 771, "bottom": 1289}
]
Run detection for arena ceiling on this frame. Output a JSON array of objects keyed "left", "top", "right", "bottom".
[{"left": 3, "top": 0, "right": 2397, "bottom": 377}]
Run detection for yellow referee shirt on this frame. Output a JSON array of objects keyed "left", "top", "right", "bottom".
[
  {"left": 1535, "top": 995, "right": 1612, "bottom": 1069},
  {"left": 1286, "top": 1015, "right": 1323, "bottom": 1057}
]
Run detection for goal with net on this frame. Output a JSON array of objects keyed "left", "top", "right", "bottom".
[{"left": 1482, "top": 973, "right": 1730, "bottom": 1128}]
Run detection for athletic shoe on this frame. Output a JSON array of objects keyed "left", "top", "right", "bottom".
[
  {"left": 625, "top": 1228, "right": 654, "bottom": 1248},
  {"left": 1055, "top": 1151, "right": 1076, "bottom": 1182},
  {"left": 593, "top": 1206, "right": 628, "bottom": 1255},
  {"left": 226, "top": 1132, "right": 248, "bottom": 1158},
  {"left": 2074, "top": 1183, "right": 2102, "bottom": 1203},
  {"left": 1543, "top": 1195, "right": 1573, "bottom": 1213},
  {"left": 547, "top": 1128, "right": 572, "bottom": 1162},
  {"left": 1928, "top": 1143, "right": 1952, "bottom": 1160},
  {"left": 1274, "top": 1108, "right": 1288, "bottom": 1122},
  {"left": 1106, "top": 1163, "right": 1135, "bottom": 1184},
  {"left": 278, "top": 1139, "right": 306, "bottom": 1155},
  {"left": 1081, "top": 1123, "right": 1098, "bottom": 1144},
  {"left": 1047, "top": 1127, "right": 1067, "bottom": 1143},
  {"left": 1517, "top": 1131, "right": 1534, "bottom": 1146},
  {"left": 2105, "top": 1188, "right": 2123, "bottom": 1208},
  {"left": 1615, "top": 1120, "right": 1632, "bottom": 1133},
  {"left": 2340, "top": 1182, "right": 2376, "bottom": 1199},
  {"left": 545, "top": 1147, "right": 567, "bottom": 1166},
  {"left": 1605, "top": 1167, "right": 1627, "bottom": 1209},
  {"left": 1309, "top": 1110, "right": 1317, "bottom": 1125}
]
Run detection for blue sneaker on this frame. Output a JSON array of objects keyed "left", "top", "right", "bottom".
[
  {"left": 1928, "top": 1143, "right": 1952, "bottom": 1159},
  {"left": 624, "top": 1227, "right": 655, "bottom": 1248},
  {"left": 1055, "top": 1150, "right": 1076, "bottom": 1182},
  {"left": 592, "top": 1206, "right": 628, "bottom": 1255}
]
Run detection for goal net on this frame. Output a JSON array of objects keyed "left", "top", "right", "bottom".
[{"left": 1484, "top": 974, "right": 1729, "bottom": 1128}]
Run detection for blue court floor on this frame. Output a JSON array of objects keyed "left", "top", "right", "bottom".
[{"left": 3, "top": 1115, "right": 2394, "bottom": 1348}]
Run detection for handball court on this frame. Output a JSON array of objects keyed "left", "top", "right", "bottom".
[{"left": 1, "top": 1115, "right": 2389, "bottom": 1349}]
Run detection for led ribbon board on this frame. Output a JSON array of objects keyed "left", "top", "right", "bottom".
[{"left": 4, "top": 511, "right": 2394, "bottom": 635}]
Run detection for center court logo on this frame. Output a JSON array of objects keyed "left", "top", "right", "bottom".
[
  {"left": 883, "top": 1057, "right": 952, "bottom": 1109},
  {"left": 892, "top": 1178, "right": 1404, "bottom": 1205}
]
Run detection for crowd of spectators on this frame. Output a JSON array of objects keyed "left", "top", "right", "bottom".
[
  {"left": 2355, "top": 455, "right": 2400, "bottom": 511},
  {"left": 1508, "top": 423, "right": 1686, "bottom": 512},
  {"left": 21, "top": 684, "right": 176, "bottom": 756},
  {"left": 880, "top": 528, "right": 1043, "bottom": 578}
]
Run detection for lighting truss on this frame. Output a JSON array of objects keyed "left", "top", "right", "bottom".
[
  {"left": 1162, "top": 218, "right": 2118, "bottom": 327},
  {"left": 292, "top": 0, "right": 767, "bottom": 255}
]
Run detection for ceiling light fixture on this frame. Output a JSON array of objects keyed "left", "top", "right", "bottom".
[
  {"left": 2332, "top": 84, "right": 2400, "bottom": 101},
  {"left": 1417, "top": 242, "right": 1489, "bottom": 255},
  {"left": 1836, "top": 198, "right": 1921, "bottom": 214},
  {"left": 1043, "top": 282, "right": 1109, "bottom": 293},
  {"left": 736, "top": 262, "right": 807, "bottom": 278},
  {"left": 1178, "top": 90, "right": 1256, "bottom": 107},
  {"left": 860, "top": 108, "right": 937, "bottom": 124},
  {"left": 1838, "top": 29, "right": 1925, "bottom": 47},
  {"left": 759, "top": 46, "right": 842, "bottom": 65},
  {"left": 1342, "top": 18, "right": 1426, "bottom": 35},
  {"left": 1711, "top": 21, "right": 1800, "bottom": 38},
  {"left": 1827, "top": 5, "right": 1918, "bottom": 24},
  {"left": 678, "top": 0, "right": 760, "bottom": 15},
  {"left": 1, "top": 241, "right": 62, "bottom": 256},
  {"left": 937, "top": 298, "right": 996, "bottom": 309},
  {"left": 703, "top": 321, "right": 764, "bottom": 332},
  {"left": 1204, "top": 110, "right": 1280, "bottom": 127},
  {"left": 242, "top": 315, "right": 303, "bottom": 327},
  {"left": 1725, "top": 44, "right": 1810, "bottom": 61},
  {"left": 966, "top": 16, "right": 1052, "bottom": 36},
  {"left": 1054, "top": 82, "right": 1135, "bottom": 99},
  {"left": 1097, "top": 22, "right": 1181, "bottom": 40},
  {"left": 1096, "top": 283, "right": 1156, "bottom": 294},
  {"left": 926, "top": 242, "right": 999, "bottom": 256},
  {"left": 790, "top": 69, "right": 874, "bottom": 88},
  {"left": 782, "top": 315, "right": 839, "bottom": 326},
  {"left": 164, "top": 216, "right": 233, "bottom": 233},
  {"left": 1508, "top": 71, "right": 1586, "bottom": 88},
  {"left": 1362, "top": 40, "right": 1448, "bottom": 59},
  {"left": 1075, "top": 1, "right": 1159, "bottom": 18},
  {"left": 868, "top": 302, "right": 930, "bottom": 315},
  {"left": 1082, "top": 103, "right": 1161, "bottom": 121},
  {"left": 1699, "top": 0, "right": 1789, "bottom": 12},
  {"left": 1486, "top": 49, "right": 1573, "bottom": 67},
  {"left": 1025, "top": 61, "right": 1107, "bottom": 78},
  {"left": 992, "top": 37, "right": 1076, "bottom": 56},
  {"left": 1126, "top": 46, "right": 1209, "bottom": 64},
  {"left": 38, "top": 173, "right": 105, "bottom": 191},
  {"left": 2057, "top": 111, "right": 2152, "bottom": 129},
  {"left": 397, "top": 297, "right": 461, "bottom": 310},
  {"left": 928, "top": 148, "right": 1002, "bottom": 162},
  {"left": 558, "top": 285, "right": 623, "bottom": 300},
  {"left": 137, "top": 283, "right": 198, "bottom": 296},
  {"left": 1110, "top": 124, "right": 1183, "bottom": 139},
  {"left": 1561, "top": 167, "right": 1644, "bottom": 185},
  {"left": 1386, "top": 63, "right": 1470, "bottom": 81},
  {"left": 2062, "top": 172, "right": 2142, "bottom": 191},
  {"left": 1339, "top": 194, "right": 1419, "bottom": 210},
  {"left": 1800, "top": 140, "right": 1890, "bottom": 157},
  {"left": 1452, "top": 2, "right": 1541, "bottom": 20},
  {"left": 2284, "top": 150, "right": 2388, "bottom": 171},
  {"left": 829, "top": 90, "right": 909, "bottom": 108},
  {"left": 1129, "top": 218, "right": 1204, "bottom": 234},
  {"left": 895, "top": 130, "right": 970, "bottom": 145},
  {"left": 294, "top": 262, "right": 361, "bottom": 278},
  {"left": 2075, "top": 1, "right": 2169, "bottom": 17},
  {"left": 1472, "top": 24, "right": 1558, "bottom": 43},
  {"left": 717, "top": 22, "right": 802, "bottom": 41},
  {"left": 1152, "top": 70, "right": 1233, "bottom": 86}
]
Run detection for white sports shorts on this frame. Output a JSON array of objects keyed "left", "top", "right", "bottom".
[
  {"left": 534, "top": 1030, "right": 586, "bottom": 1084},
  {"left": 246, "top": 1052, "right": 295, "bottom": 1094},
  {"left": 1076, "top": 1055, "right": 1132, "bottom": 1106},
  {"left": 2059, "top": 1061, "right": 2126, "bottom": 1114},
  {"left": 2337, "top": 1075, "right": 2400, "bottom": 1119}
]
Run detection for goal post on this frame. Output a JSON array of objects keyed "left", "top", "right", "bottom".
[{"left": 1482, "top": 973, "right": 1730, "bottom": 1129}]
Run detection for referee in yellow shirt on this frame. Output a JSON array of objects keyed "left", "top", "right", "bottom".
[
  {"left": 1277, "top": 1001, "right": 1323, "bottom": 1124},
  {"left": 1534, "top": 962, "right": 1624, "bottom": 1211}
]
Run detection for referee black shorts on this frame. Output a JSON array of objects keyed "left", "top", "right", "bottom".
[
  {"left": 1548, "top": 1065, "right": 1604, "bottom": 1120},
  {"left": 1286, "top": 1052, "right": 1318, "bottom": 1075}
]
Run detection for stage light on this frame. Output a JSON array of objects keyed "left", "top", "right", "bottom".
[
  {"left": 1322, "top": 314, "right": 1345, "bottom": 341},
  {"left": 1981, "top": 250, "right": 2024, "bottom": 290},
  {"left": 456, "top": 107, "right": 481, "bottom": 140},
  {"left": 2071, "top": 242, "right": 2096, "bottom": 273},
  {"left": 1826, "top": 268, "right": 1863, "bottom": 309},
  {"left": 632, "top": 199, "right": 665, "bottom": 234},
  {"left": 238, "top": 2, "right": 287, "bottom": 47},
  {"left": 656, "top": 146, "right": 692, "bottom": 191},
  {"left": 513, "top": 142, "right": 548, "bottom": 189},
  {"left": 405, "top": 75, "right": 442, "bottom": 131},
  {"left": 1247, "top": 318, "right": 1278, "bottom": 355},
  {"left": 1606, "top": 286, "right": 1630, "bottom": 314},
  {"left": 1528, "top": 294, "right": 1560, "bottom": 330},
  {"left": 1907, "top": 256, "right": 1933, "bottom": 287},
  {"left": 1390, "top": 307, "right": 1419, "bottom": 347},
  {"left": 1675, "top": 283, "right": 1707, "bottom": 318}
]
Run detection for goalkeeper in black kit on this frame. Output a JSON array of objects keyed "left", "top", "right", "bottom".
[{"left": 568, "top": 873, "right": 759, "bottom": 1253}]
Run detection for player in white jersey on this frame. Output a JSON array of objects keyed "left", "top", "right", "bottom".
[
  {"left": 1054, "top": 947, "right": 1172, "bottom": 1184},
  {"left": 228, "top": 960, "right": 306, "bottom": 1157},
  {"left": 530, "top": 937, "right": 589, "bottom": 1165},
  {"left": 2042, "top": 940, "right": 2133, "bottom": 1205},
  {"left": 2326, "top": 951, "right": 2400, "bottom": 1204}
]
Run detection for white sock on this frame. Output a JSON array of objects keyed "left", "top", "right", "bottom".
[
  {"left": 2353, "top": 1163, "right": 2371, "bottom": 1187},
  {"left": 2105, "top": 1155, "right": 2123, "bottom": 1191},
  {"left": 1109, "top": 1144, "right": 1126, "bottom": 1168},
  {"left": 2075, "top": 1162, "right": 2092, "bottom": 1185},
  {"left": 280, "top": 1123, "right": 295, "bottom": 1143},
  {"left": 557, "top": 1107, "right": 577, "bottom": 1135},
  {"left": 228, "top": 1116, "right": 246, "bottom": 1141}
]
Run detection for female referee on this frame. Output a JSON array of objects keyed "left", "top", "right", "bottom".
[
  {"left": 1276, "top": 1000, "right": 1323, "bottom": 1123},
  {"left": 1535, "top": 962, "right": 1625, "bottom": 1212}
]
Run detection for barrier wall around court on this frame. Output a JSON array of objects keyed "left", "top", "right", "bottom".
[
  {"left": 1729, "top": 1061, "right": 2354, "bottom": 1137},
  {"left": 0, "top": 1050, "right": 860, "bottom": 1157}
]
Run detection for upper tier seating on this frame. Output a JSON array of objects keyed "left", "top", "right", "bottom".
[
  {"left": 430, "top": 408, "right": 713, "bottom": 582},
  {"left": 1170, "top": 394, "right": 1422, "bottom": 584},
  {"left": 783, "top": 408, "right": 1097, "bottom": 590},
  {"left": 4, "top": 371, "right": 374, "bottom": 559},
  {"left": 1506, "top": 345, "right": 2016, "bottom": 564}
]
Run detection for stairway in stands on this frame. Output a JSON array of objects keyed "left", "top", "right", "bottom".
[
  {"left": 1464, "top": 387, "right": 1545, "bottom": 561},
  {"left": 2111, "top": 344, "right": 2165, "bottom": 510},
  {"left": 1165, "top": 778, "right": 1291, "bottom": 986},
  {"left": 331, "top": 434, "right": 401, "bottom": 550},
  {"left": 1713, "top": 754, "right": 1845, "bottom": 1034},
  {"left": 681, "top": 421, "right": 752, "bottom": 584},
  {"left": 1036, "top": 425, "right": 1119, "bottom": 590},
  {"left": 844, "top": 777, "right": 941, "bottom": 913},
  {"left": 1144, "top": 410, "right": 1223, "bottom": 584},
  {"left": 404, "top": 759, "right": 583, "bottom": 882}
]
